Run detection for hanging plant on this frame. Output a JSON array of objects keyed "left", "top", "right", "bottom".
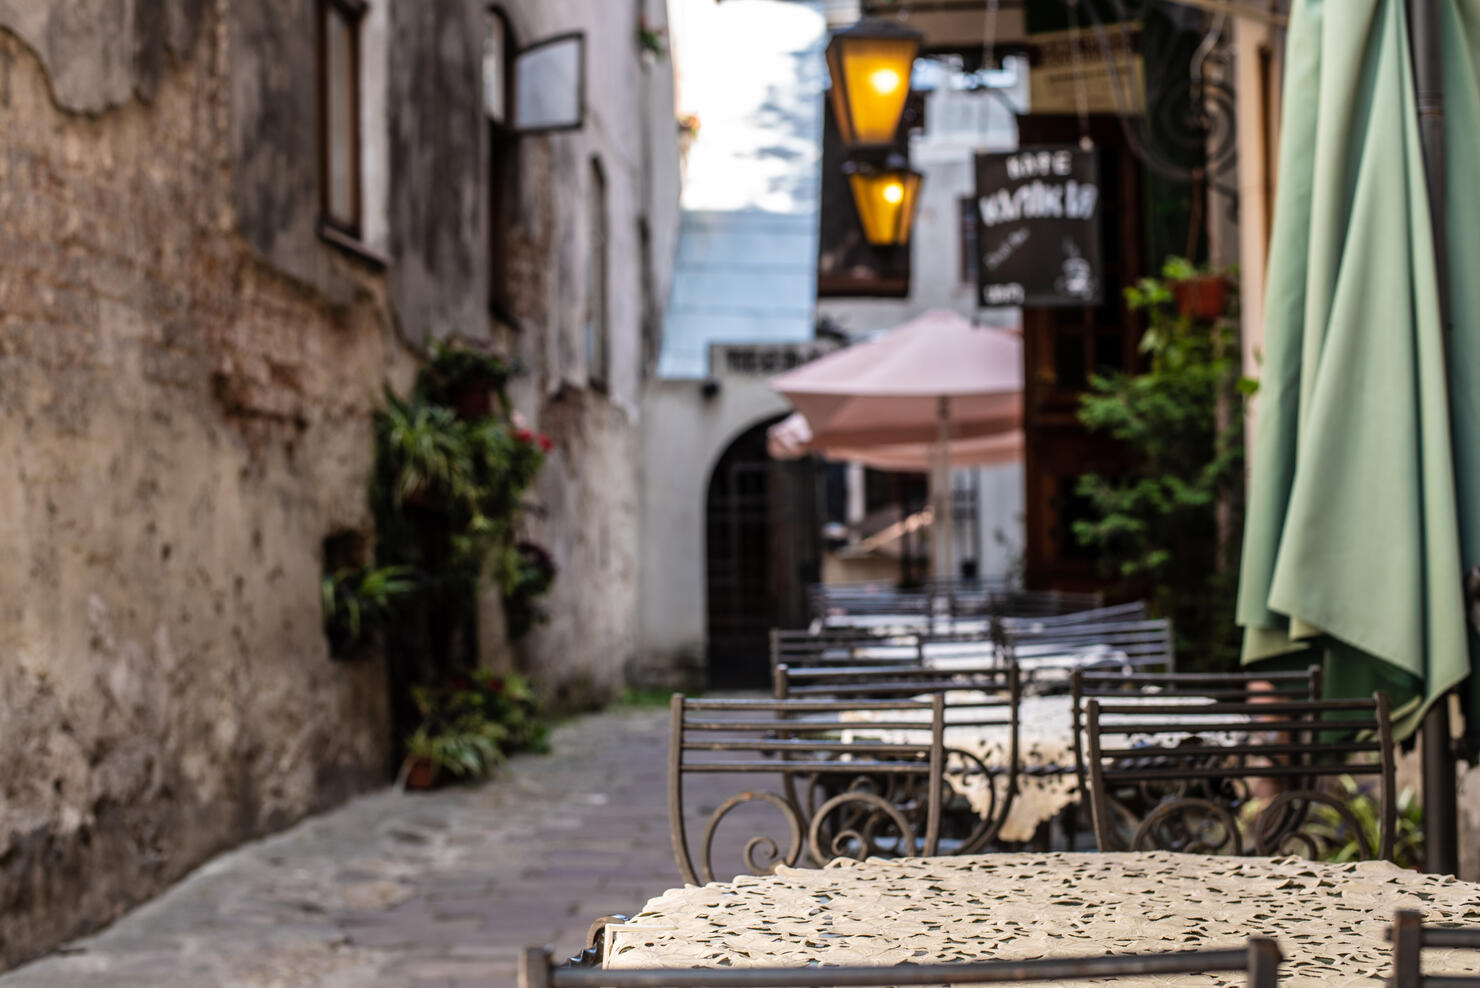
[
  {"left": 637, "top": 17, "right": 667, "bottom": 58},
  {"left": 1163, "top": 257, "right": 1234, "bottom": 321},
  {"left": 503, "top": 540, "right": 558, "bottom": 641},
  {"left": 321, "top": 564, "right": 417, "bottom": 659},
  {"left": 415, "top": 343, "right": 514, "bottom": 422}
]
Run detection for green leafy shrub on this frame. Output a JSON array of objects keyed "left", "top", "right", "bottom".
[
  {"left": 364, "top": 343, "right": 557, "bottom": 769},
  {"left": 404, "top": 671, "right": 549, "bottom": 783},
  {"left": 1074, "top": 258, "right": 1253, "bottom": 671},
  {"left": 415, "top": 343, "right": 515, "bottom": 420},
  {"left": 321, "top": 564, "right": 416, "bottom": 659},
  {"left": 1308, "top": 775, "right": 1424, "bottom": 868},
  {"left": 503, "top": 541, "right": 557, "bottom": 641}
]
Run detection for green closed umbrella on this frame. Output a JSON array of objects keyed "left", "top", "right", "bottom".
[{"left": 1236, "top": 0, "right": 1480, "bottom": 846}]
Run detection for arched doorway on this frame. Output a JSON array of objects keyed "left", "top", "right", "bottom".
[{"left": 705, "top": 418, "right": 821, "bottom": 689}]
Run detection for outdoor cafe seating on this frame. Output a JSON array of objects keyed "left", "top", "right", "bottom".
[{"left": 539, "top": 585, "right": 1480, "bottom": 984}]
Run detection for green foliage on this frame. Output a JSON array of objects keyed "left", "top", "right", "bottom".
[
  {"left": 375, "top": 390, "right": 472, "bottom": 508},
  {"left": 414, "top": 342, "right": 514, "bottom": 415},
  {"left": 1075, "top": 258, "right": 1253, "bottom": 670},
  {"left": 503, "top": 541, "right": 558, "bottom": 641},
  {"left": 366, "top": 343, "right": 557, "bottom": 768},
  {"left": 1308, "top": 775, "right": 1424, "bottom": 869},
  {"left": 321, "top": 564, "right": 416, "bottom": 659},
  {"left": 370, "top": 348, "right": 552, "bottom": 636},
  {"left": 404, "top": 671, "right": 550, "bottom": 782},
  {"left": 616, "top": 686, "right": 677, "bottom": 708}
]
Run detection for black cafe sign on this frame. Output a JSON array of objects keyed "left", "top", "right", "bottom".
[{"left": 974, "top": 146, "right": 1103, "bottom": 308}]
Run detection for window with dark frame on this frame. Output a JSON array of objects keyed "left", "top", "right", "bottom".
[
  {"left": 319, "top": 0, "right": 366, "bottom": 240},
  {"left": 585, "top": 157, "right": 610, "bottom": 391},
  {"left": 486, "top": 6, "right": 517, "bottom": 315}
]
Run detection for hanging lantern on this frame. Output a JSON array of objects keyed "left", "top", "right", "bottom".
[
  {"left": 847, "top": 159, "right": 923, "bottom": 246},
  {"left": 825, "top": 18, "right": 922, "bottom": 147}
]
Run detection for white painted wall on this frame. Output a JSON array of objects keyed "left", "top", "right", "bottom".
[{"left": 637, "top": 376, "right": 793, "bottom": 679}]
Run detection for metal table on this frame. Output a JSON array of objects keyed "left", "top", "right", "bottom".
[{"left": 604, "top": 852, "right": 1480, "bottom": 984}]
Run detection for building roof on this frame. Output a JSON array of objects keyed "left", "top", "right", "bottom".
[{"left": 659, "top": 0, "right": 825, "bottom": 379}]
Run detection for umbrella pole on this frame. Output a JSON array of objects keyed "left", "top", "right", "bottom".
[
  {"left": 1410, "top": 0, "right": 1460, "bottom": 877},
  {"left": 935, "top": 396, "right": 955, "bottom": 585}
]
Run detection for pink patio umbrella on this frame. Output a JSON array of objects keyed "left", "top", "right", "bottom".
[
  {"left": 768, "top": 309, "right": 1024, "bottom": 578},
  {"left": 766, "top": 411, "right": 1023, "bottom": 472}
]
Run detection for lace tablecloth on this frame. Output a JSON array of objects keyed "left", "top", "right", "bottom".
[
  {"left": 841, "top": 694, "right": 1248, "bottom": 843},
  {"left": 606, "top": 852, "right": 1480, "bottom": 984}
]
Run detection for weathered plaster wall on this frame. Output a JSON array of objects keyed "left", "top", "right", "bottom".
[
  {"left": 490, "top": 0, "right": 681, "bottom": 705},
  {"left": 0, "top": 0, "right": 679, "bottom": 967},
  {"left": 386, "top": 0, "right": 486, "bottom": 346},
  {"left": 0, "top": 8, "right": 407, "bottom": 970}
]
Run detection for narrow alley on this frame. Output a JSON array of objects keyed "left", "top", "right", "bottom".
[{"left": 0, "top": 707, "right": 723, "bottom": 988}]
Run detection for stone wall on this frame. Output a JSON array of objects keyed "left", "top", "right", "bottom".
[
  {"left": 0, "top": 12, "right": 403, "bottom": 967},
  {"left": 0, "top": 0, "right": 678, "bottom": 969}
]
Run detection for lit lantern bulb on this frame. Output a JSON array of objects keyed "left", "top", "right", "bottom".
[
  {"left": 882, "top": 182, "right": 905, "bottom": 204},
  {"left": 868, "top": 67, "right": 901, "bottom": 95}
]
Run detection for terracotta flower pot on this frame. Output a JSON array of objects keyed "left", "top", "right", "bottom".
[
  {"left": 402, "top": 755, "right": 437, "bottom": 791},
  {"left": 1172, "top": 275, "right": 1231, "bottom": 321}
]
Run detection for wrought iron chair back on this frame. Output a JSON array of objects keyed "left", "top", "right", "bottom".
[
  {"left": 1000, "top": 600, "right": 1148, "bottom": 632},
  {"left": 667, "top": 694, "right": 946, "bottom": 886},
  {"left": 1389, "top": 910, "right": 1480, "bottom": 987},
  {"left": 769, "top": 627, "right": 929, "bottom": 671},
  {"left": 1069, "top": 666, "right": 1325, "bottom": 808},
  {"left": 772, "top": 662, "right": 1021, "bottom": 854},
  {"left": 1005, "top": 618, "right": 1176, "bottom": 685},
  {"left": 1084, "top": 690, "right": 1397, "bottom": 860},
  {"left": 808, "top": 581, "right": 1103, "bottom": 632},
  {"left": 521, "top": 938, "right": 1283, "bottom": 987}
]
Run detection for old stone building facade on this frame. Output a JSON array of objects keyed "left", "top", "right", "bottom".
[{"left": 0, "top": 0, "right": 678, "bottom": 969}]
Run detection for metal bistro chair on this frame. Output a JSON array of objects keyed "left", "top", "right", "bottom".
[
  {"left": 773, "top": 662, "right": 1021, "bottom": 854},
  {"left": 1063, "top": 667, "right": 1324, "bottom": 850},
  {"left": 1084, "top": 689, "right": 1397, "bottom": 860},
  {"left": 520, "top": 938, "right": 1283, "bottom": 987},
  {"left": 999, "top": 600, "right": 1148, "bottom": 633},
  {"left": 1004, "top": 618, "right": 1176, "bottom": 692},
  {"left": 668, "top": 695, "right": 946, "bottom": 886},
  {"left": 769, "top": 627, "right": 927, "bottom": 673},
  {"left": 1389, "top": 910, "right": 1480, "bottom": 987}
]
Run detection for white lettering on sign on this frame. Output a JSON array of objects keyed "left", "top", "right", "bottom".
[
  {"left": 978, "top": 179, "right": 1098, "bottom": 228},
  {"left": 1004, "top": 149, "right": 1073, "bottom": 180},
  {"left": 1065, "top": 180, "right": 1099, "bottom": 219},
  {"left": 984, "top": 228, "right": 1029, "bottom": 271},
  {"left": 983, "top": 282, "right": 1025, "bottom": 305}
]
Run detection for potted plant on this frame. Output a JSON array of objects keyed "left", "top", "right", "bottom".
[
  {"left": 1163, "top": 258, "right": 1234, "bottom": 321},
  {"left": 399, "top": 682, "right": 511, "bottom": 790},
  {"left": 637, "top": 17, "right": 667, "bottom": 60},
  {"left": 373, "top": 391, "right": 470, "bottom": 508},
  {"left": 416, "top": 343, "right": 513, "bottom": 422},
  {"left": 501, "top": 541, "right": 558, "bottom": 641},
  {"left": 321, "top": 564, "right": 416, "bottom": 659}
]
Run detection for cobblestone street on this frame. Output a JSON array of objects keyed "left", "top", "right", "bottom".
[{"left": 0, "top": 705, "right": 728, "bottom": 988}]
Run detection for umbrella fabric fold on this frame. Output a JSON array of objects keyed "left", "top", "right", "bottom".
[
  {"left": 1237, "top": 0, "right": 1479, "bottom": 743},
  {"left": 766, "top": 411, "right": 1024, "bottom": 472}
]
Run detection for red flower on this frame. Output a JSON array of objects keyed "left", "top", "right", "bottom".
[
  {"left": 514, "top": 428, "right": 534, "bottom": 444},
  {"left": 537, "top": 434, "right": 554, "bottom": 453}
]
